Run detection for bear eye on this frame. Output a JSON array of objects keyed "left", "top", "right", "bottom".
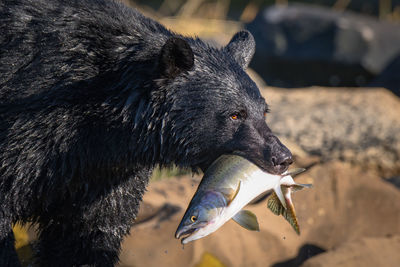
[
  {"left": 229, "top": 110, "right": 246, "bottom": 121},
  {"left": 230, "top": 112, "right": 241, "bottom": 121},
  {"left": 190, "top": 215, "right": 197, "bottom": 222},
  {"left": 264, "top": 107, "right": 270, "bottom": 117}
]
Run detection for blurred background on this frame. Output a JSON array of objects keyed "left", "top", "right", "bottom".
[
  {"left": 15, "top": 1, "right": 400, "bottom": 266},
  {"left": 123, "top": 0, "right": 400, "bottom": 93}
]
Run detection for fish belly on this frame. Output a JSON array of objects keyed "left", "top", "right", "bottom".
[{"left": 223, "top": 170, "right": 281, "bottom": 224}]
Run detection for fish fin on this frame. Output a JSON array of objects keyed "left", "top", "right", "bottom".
[
  {"left": 232, "top": 210, "right": 260, "bottom": 231},
  {"left": 282, "top": 200, "right": 300, "bottom": 235},
  {"left": 274, "top": 185, "right": 287, "bottom": 209},
  {"left": 291, "top": 183, "right": 313, "bottom": 192},
  {"left": 267, "top": 192, "right": 285, "bottom": 215},
  {"left": 220, "top": 180, "right": 241, "bottom": 206},
  {"left": 231, "top": 180, "right": 241, "bottom": 204},
  {"left": 267, "top": 191, "right": 301, "bottom": 235},
  {"left": 286, "top": 168, "right": 306, "bottom": 177}
]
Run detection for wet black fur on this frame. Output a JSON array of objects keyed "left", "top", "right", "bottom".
[{"left": 0, "top": 0, "right": 292, "bottom": 266}]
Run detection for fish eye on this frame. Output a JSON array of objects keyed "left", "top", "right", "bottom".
[{"left": 190, "top": 215, "right": 197, "bottom": 222}]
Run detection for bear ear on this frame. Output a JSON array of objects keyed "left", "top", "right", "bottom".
[
  {"left": 158, "top": 37, "right": 194, "bottom": 79},
  {"left": 225, "top": 30, "right": 255, "bottom": 69}
]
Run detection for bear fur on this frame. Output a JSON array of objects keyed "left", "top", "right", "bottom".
[{"left": 0, "top": 0, "right": 292, "bottom": 266}]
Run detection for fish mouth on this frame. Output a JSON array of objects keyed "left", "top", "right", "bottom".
[{"left": 175, "top": 227, "right": 197, "bottom": 240}]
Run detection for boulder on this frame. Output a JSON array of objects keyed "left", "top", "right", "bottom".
[
  {"left": 301, "top": 235, "right": 400, "bottom": 267},
  {"left": 369, "top": 53, "right": 400, "bottom": 96},
  {"left": 262, "top": 87, "right": 400, "bottom": 177},
  {"left": 246, "top": 4, "right": 400, "bottom": 88}
]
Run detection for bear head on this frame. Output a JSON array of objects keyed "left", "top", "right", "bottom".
[{"left": 149, "top": 31, "right": 292, "bottom": 175}]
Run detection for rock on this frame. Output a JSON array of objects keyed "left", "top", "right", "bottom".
[
  {"left": 246, "top": 4, "right": 400, "bottom": 88},
  {"left": 387, "top": 176, "right": 400, "bottom": 189},
  {"left": 297, "top": 162, "right": 400, "bottom": 249},
  {"left": 262, "top": 87, "right": 400, "bottom": 177},
  {"left": 369, "top": 53, "right": 400, "bottom": 96},
  {"left": 301, "top": 235, "right": 400, "bottom": 267},
  {"left": 272, "top": 244, "right": 326, "bottom": 267}
]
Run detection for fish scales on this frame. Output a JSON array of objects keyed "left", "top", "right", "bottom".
[{"left": 175, "top": 155, "right": 312, "bottom": 244}]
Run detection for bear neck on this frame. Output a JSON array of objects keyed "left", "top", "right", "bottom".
[
  {"left": 121, "top": 85, "right": 196, "bottom": 172},
  {"left": 99, "top": 62, "right": 197, "bottom": 173}
]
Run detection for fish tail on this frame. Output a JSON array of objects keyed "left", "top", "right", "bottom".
[
  {"left": 283, "top": 196, "right": 300, "bottom": 235},
  {"left": 291, "top": 183, "right": 313, "bottom": 192},
  {"left": 273, "top": 184, "right": 287, "bottom": 209},
  {"left": 285, "top": 168, "right": 306, "bottom": 177},
  {"left": 267, "top": 191, "right": 300, "bottom": 235}
]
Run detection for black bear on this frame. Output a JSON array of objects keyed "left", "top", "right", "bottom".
[{"left": 0, "top": 0, "right": 292, "bottom": 266}]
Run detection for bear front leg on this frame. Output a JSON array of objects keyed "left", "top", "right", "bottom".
[
  {"left": 35, "top": 172, "right": 149, "bottom": 267},
  {"left": 35, "top": 218, "right": 126, "bottom": 267},
  {"left": 0, "top": 219, "right": 21, "bottom": 267}
]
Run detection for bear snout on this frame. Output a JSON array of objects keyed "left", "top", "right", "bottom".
[
  {"left": 262, "top": 135, "right": 293, "bottom": 174},
  {"left": 270, "top": 149, "right": 293, "bottom": 174}
]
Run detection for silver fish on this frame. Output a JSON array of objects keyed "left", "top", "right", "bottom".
[{"left": 175, "top": 155, "right": 311, "bottom": 244}]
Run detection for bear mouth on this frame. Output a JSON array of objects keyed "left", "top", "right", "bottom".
[{"left": 200, "top": 152, "right": 289, "bottom": 176}]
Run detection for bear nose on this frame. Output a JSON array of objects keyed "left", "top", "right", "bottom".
[{"left": 271, "top": 154, "right": 293, "bottom": 168}]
